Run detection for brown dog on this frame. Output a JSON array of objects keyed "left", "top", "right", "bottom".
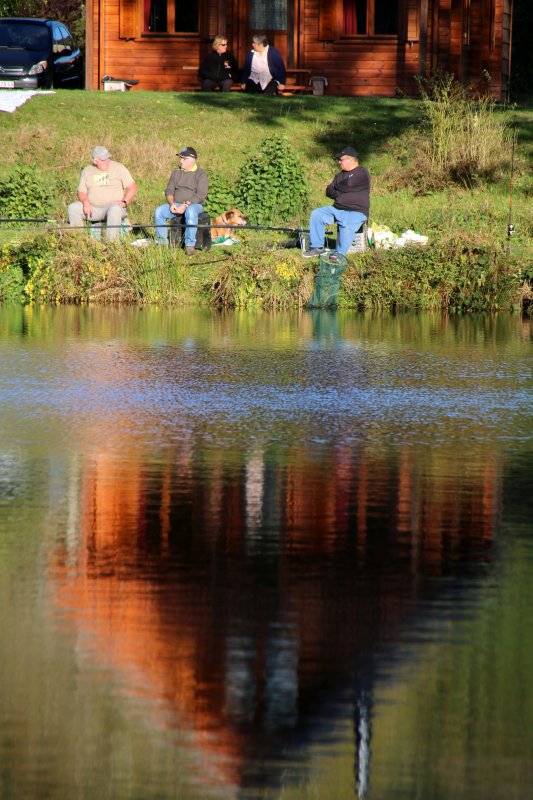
[{"left": 211, "top": 209, "right": 248, "bottom": 238}]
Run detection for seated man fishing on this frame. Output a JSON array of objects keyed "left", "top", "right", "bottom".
[
  {"left": 68, "top": 146, "right": 137, "bottom": 242},
  {"left": 303, "top": 146, "right": 370, "bottom": 258},
  {"left": 154, "top": 146, "right": 209, "bottom": 255}
]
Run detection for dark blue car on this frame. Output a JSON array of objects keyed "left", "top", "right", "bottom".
[{"left": 0, "top": 18, "right": 83, "bottom": 89}]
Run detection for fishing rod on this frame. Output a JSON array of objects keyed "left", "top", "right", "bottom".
[
  {"left": 0, "top": 218, "right": 310, "bottom": 234},
  {"left": 507, "top": 121, "right": 516, "bottom": 255}
]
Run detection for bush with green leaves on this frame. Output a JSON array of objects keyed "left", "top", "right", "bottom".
[
  {"left": 340, "top": 237, "right": 523, "bottom": 312},
  {"left": 234, "top": 135, "right": 309, "bottom": 225},
  {"left": 0, "top": 166, "right": 53, "bottom": 226},
  {"left": 0, "top": 237, "right": 51, "bottom": 303},
  {"left": 204, "top": 171, "right": 237, "bottom": 217},
  {"left": 0, "top": 243, "right": 26, "bottom": 303}
]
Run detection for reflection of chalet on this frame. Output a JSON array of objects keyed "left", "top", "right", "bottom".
[
  {"left": 85, "top": 0, "right": 514, "bottom": 98},
  {"left": 49, "top": 419, "right": 500, "bottom": 793}
]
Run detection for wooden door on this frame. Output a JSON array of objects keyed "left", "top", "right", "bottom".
[{"left": 233, "top": 0, "right": 299, "bottom": 69}]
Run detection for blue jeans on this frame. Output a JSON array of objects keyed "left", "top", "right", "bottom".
[
  {"left": 309, "top": 206, "right": 367, "bottom": 256},
  {"left": 154, "top": 203, "right": 203, "bottom": 246}
]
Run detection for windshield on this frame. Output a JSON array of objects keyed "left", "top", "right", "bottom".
[{"left": 0, "top": 23, "right": 50, "bottom": 51}]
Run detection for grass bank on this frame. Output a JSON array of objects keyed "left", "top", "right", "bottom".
[
  {"left": 1, "top": 89, "right": 532, "bottom": 310},
  {"left": 2, "top": 230, "right": 531, "bottom": 313}
]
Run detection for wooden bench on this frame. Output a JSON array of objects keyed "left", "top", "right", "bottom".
[
  {"left": 181, "top": 66, "right": 312, "bottom": 95},
  {"left": 181, "top": 65, "right": 242, "bottom": 92},
  {"left": 280, "top": 69, "right": 312, "bottom": 96}
]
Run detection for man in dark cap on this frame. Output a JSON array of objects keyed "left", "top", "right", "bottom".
[
  {"left": 302, "top": 147, "right": 370, "bottom": 258},
  {"left": 154, "top": 146, "right": 209, "bottom": 254}
]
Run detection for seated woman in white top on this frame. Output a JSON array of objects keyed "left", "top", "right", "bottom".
[{"left": 241, "top": 34, "right": 286, "bottom": 94}]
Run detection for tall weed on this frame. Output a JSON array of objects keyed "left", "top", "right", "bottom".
[{"left": 415, "top": 71, "right": 514, "bottom": 189}]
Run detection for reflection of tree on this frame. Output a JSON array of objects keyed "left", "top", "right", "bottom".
[{"left": 50, "top": 429, "right": 501, "bottom": 794}]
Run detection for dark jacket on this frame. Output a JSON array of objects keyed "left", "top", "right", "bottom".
[
  {"left": 241, "top": 46, "right": 286, "bottom": 85},
  {"left": 326, "top": 165, "right": 370, "bottom": 215},
  {"left": 165, "top": 167, "right": 208, "bottom": 205},
  {"left": 198, "top": 51, "right": 240, "bottom": 83}
]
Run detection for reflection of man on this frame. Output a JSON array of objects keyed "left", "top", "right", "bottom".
[
  {"left": 68, "top": 146, "right": 137, "bottom": 242},
  {"left": 154, "top": 146, "right": 208, "bottom": 255},
  {"left": 303, "top": 147, "right": 370, "bottom": 258}
]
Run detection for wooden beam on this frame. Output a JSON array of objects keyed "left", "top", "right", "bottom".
[{"left": 85, "top": 0, "right": 94, "bottom": 89}]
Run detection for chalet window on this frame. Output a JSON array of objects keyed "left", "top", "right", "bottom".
[
  {"left": 320, "top": 0, "right": 399, "bottom": 39},
  {"left": 144, "top": 0, "right": 198, "bottom": 33},
  {"left": 344, "top": 0, "right": 398, "bottom": 35},
  {"left": 250, "top": 0, "right": 287, "bottom": 31}
]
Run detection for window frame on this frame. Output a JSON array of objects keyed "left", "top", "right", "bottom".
[
  {"left": 319, "top": 0, "right": 406, "bottom": 42},
  {"left": 118, "top": 0, "right": 210, "bottom": 40},
  {"left": 142, "top": 0, "right": 200, "bottom": 36}
]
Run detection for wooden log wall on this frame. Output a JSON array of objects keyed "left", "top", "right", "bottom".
[
  {"left": 88, "top": 0, "right": 226, "bottom": 92},
  {"left": 87, "top": 0, "right": 510, "bottom": 99},
  {"left": 301, "top": 0, "right": 421, "bottom": 96},
  {"left": 430, "top": 0, "right": 505, "bottom": 97}
]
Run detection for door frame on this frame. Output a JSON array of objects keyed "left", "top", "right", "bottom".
[{"left": 232, "top": 0, "right": 301, "bottom": 68}]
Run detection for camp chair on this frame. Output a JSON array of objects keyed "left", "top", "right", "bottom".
[
  {"left": 168, "top": 211, "right": 212, "bottom": 250},
  {"left": 88, "top": 216, "right": 132, "bottom": 240}
]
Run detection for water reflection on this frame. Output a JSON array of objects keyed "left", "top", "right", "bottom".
[
  {"left": 49, "top": 403, "right": 501, "bottom": 792},
  {"left": 1, "top": 305, "right": 532, "bottom": 800}
]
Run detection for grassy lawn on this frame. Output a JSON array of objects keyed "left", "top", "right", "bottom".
[
  {"left": 1, "top": 90, "right": 532, "bottom": 310},
  {"left": 1, "top": 89, "right": 531, "bottom": 238}
]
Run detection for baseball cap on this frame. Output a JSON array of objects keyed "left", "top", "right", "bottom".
[
  {"left": 335, "top": 146, "right": 359, "bottom": 159},
  {"left": 177, "top": 147, "right": 198, "bottom": 159},
  {"left": 92, "top": 146, "right": 112, "bottom": 160}
]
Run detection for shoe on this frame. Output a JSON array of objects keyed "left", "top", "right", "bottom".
[
  {"left": 302, "top": 247, "right": 327, "bottom": 259},
  {"left": 185, "top": 247, "right": 195, "bottom": 256}
]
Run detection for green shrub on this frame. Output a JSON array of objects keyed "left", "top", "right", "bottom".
[
  {"left": 204, "top": 171, "right": 237, "bottom": 217},
  {"left": 234, "top": 135, "right": 309, "bottom": 225},
  {"left": 340, "top": 238, "right": 522, "bottom": 312},
  {"left": 1, "top": 231, "right": 529, "bottom": 312},
  {"left": 0, "top": 238, "right": 51, "bottom": 303},
  {"left": 0, "top": 243, "right": 26, "bottom": 302},
  {"left": 0, "top": 166, "right": 53, "bottom": 226}
]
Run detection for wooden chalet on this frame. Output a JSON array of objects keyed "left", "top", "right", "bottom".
[{"left": 85, "top": 0, "right": 514, "bottom": 99}]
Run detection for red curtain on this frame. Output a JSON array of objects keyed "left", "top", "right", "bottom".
[{"left": 344, "top": 1, "right": 358, "bottom": 35}]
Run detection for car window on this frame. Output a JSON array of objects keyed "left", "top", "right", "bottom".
[
  {"left": 59, "top": 25, "right": 76, "bottom": 51},
  {"left": 0, "top": 23, "right": 50, "bottom": 51},
  {"left": 0, "top": 26, "right": 13, "bottom": 47},
  {"left": 53, "top": 25, "right": 66, "bottom": 54}
]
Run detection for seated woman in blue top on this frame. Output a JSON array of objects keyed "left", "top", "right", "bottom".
[{"left": 241, "top": 34, "right": 286, "bottom": 95}]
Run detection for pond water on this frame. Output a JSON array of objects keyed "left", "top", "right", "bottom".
[{"left": 1, "top": 305, "right": 532, "bottom": 800}]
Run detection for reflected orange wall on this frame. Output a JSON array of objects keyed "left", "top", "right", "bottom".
[{"left": 50, "top": 432, "right": 502, "bottom": 789}]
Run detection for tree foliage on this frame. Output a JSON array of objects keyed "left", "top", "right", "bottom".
[
  {"left": 0, "top": 1, "right": 85, "bottom": 51},
  {"left": 511, "top": 0, "right": 533, "bottom": 100}
]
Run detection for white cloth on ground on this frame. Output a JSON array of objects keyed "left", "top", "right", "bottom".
[{"left": 0, "top": 90, "right": 55, "bottom": 113}]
